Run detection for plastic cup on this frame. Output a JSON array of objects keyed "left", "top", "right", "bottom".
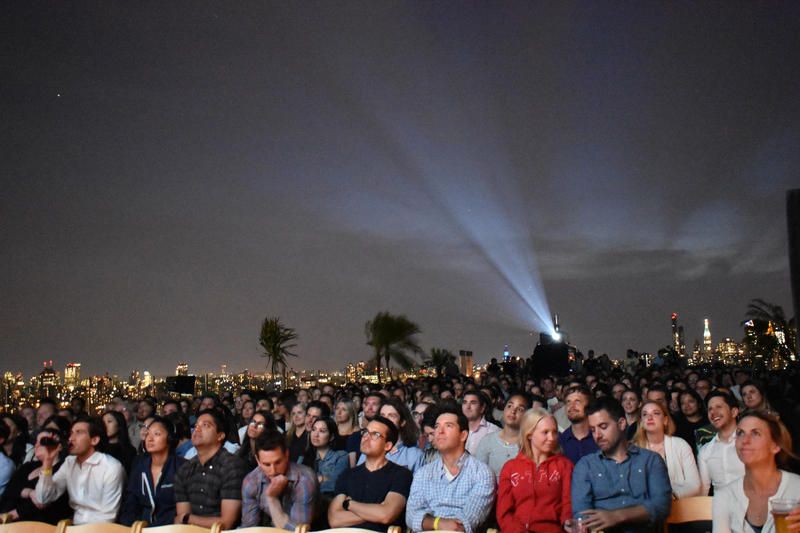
[{"left": 772, "top": 498, "right": 800, "bottom": 533}]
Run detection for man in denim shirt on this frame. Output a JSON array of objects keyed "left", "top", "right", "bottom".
[{"left": 570, "top": 397, "right": 672, "bottom": 533}]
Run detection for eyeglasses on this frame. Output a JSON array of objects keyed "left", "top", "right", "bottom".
[
  {"left": 361, "top": 429, "right": 385, "bottom": 441},
  {"left": 249, "top": 421, "right": 267, "bottom": 429}
]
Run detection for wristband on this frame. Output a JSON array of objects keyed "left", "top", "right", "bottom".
[
  {"left": 41, "top": 468, "right": 53, "bottom": 476},
  {"left": 433, "top": 516, "right": 441, "bottom": 530}
]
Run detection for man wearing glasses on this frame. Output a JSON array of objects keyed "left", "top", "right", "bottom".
[{"left": 328, "top": 416, "right": 412, "bottom": 531}]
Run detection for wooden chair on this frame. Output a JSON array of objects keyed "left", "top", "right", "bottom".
[
  {"left": 234, "top": 527, "right": 308, "bottom": 533},
  {"left": 142, "top": 523, "right": 222, "bottom": 533},
  {"left": 312, "top": 528, "right": 397, "bottom": 533},
  {"left": 0, "top": 520, "right": 69, "bottom": 533},
  {"left": 64, "top": 522, "right": 146, "bottom": 533},
  {"left": 664, "top": 496, "right": 713, "bottom": 533}
]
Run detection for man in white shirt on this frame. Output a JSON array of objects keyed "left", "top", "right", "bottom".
[
  {"left": 462, "top": 391, "right": 499, "bottom": 455},
  {"left": 35, "top": 416, "right": 125, "bottom": 524},
  {"left": 697, "top": 390, "right": 744, "bottom": 495}
]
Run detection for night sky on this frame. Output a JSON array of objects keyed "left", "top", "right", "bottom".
[{"left": 3, "top": 2, "right": 799, "bottom": 377}]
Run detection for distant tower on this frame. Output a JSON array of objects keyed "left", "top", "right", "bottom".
[
  {"left": 703, "top": 319, "right": 713, "bottom": 361},
  {"left": 459, "top": 350, "right": 473, "bottom": 377},
  {"left": 176, "top": 362, "right": 188, "bottom": 376},
  {"left": 671, "top": 314, "right": 680, "bottom": 354},
  {"left": 503, "top": 344, "right": 510, "bottom": 363},
  {"left": 64, "top": 362, "right": 81, "bottom": 388}
]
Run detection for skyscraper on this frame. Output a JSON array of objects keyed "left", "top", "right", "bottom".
[
  {"left": 703, "top": 319, "right": 713, "bottom": 362},
  {"left": 64, "top": 362, "right": 81, "bottom": 388}
]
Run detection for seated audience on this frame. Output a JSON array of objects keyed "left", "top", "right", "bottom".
[
  {"left": 2, "top": 414, "right": 32, "bottom": 466},
  {"left": 560, "top": 386, "right": 600, "bottom": 464},
  {"left": 120, "top": 415, "right": 187, "bottom": 526},
  {"left": 241, "top": 431, "right": 318, "bottom": 530},
  {"left": 712, "top": 410, "right": 800, "bottom": 533},
  {"left": 287, "top": 403, "right": 308, "bottom": 463},
  {"left": 34, "top": 416, "right": 125, "bottom": 524},
  {"left": 237, "top": 399, "right": 256, "bottom": 444},
  {"left": 633, "top": 400, "right": 701, "bottom": 498},
  {"left": 674, "top": 388, "right": 707, "bottom": 454},
  {"left": 329, "top": 416, "right": 412, "bottom": 531},
  {"left": 102, "top": 410, "right": 137, "bottom": 474},
  {"left": 306, "top": 417, "right": 348, "bottom": 496},
  {"left": 358, "top": 397, "right": 423, "bottom": 474},
  {"left": 497, "top": 407, "right": 573, "bottom": 533},
  {"left": 698, "top": 390, "right": 744, "bottom": 495},
  {"left": 570, "top": 397, "right": 672, "bottom": 533},
  {"left": 475, "top": 393, "right": 529, "bottom": 480},
  {"left": 238, "top": 410, "right": 277, "bottom": 470},
  {"left": 740, "top": 380, "right": 774, "bottom": 413},
  {"left": 622, "top": 389, "right": 641, "bottom": 440},
  {"left": 0, "top": 428, "right": 71, "bottom": 523},
  {"left": 174, "top": 409, "right": 247, "bottom": 530},
  {"left": 463, "top": 391, "right": 500, "bottom": 455},
  {"left": 406, "top": 408, "right": 495, "bottom": 533}
]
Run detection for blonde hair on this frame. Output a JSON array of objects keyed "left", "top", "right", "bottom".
[
  {"left": 519, "top": 407, "right": 560, "bottom": 459},
  {"left": 633, "top": 400, "right": 676, "bottom": 448}
]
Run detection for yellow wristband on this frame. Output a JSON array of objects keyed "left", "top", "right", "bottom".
[
  {"left": 41, "top": 468, "right": 53, "bottom": 476},
  {"left": 433, "top": 516, "right": 441, "bottom": 530}
]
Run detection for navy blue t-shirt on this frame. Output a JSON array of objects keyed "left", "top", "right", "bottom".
[{"left": 334, "top": 460, "right": 413, "bottom": 531}]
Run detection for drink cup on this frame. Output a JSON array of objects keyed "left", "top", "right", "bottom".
[{"left": 772, "top": 498, "right": 800, "bottom": 533}]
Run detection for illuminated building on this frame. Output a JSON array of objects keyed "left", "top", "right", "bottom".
[
  {"left": 502, "top": 344, "right": 510, "bottom": 363},
  {"left": 459, "top": 350, "right": 473, "bottom": 377},
  {"left": 176, "top": 363, "right": 188, "bottom": 376},
  {"left": 672, "top": 314, "right": 680, "bottom": 355},
  {"left": 717, "top": 338, "right": 741, "bottom": 365},
  {"left": 220, "top": 364, "right": 228, "bottom": 377},
  {"left": 702, "top": 319, "right": 713, "bottom": 362},
  {"left": 64, "top": 363, "right": 81, "bottom": 389}
]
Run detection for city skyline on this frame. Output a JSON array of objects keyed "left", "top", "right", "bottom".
[
  {"left": 0, "top": 312, "right": 770, "bottom": 377},
  {"left": 4, "top": 4, "right": 798, "bottom": 377}
]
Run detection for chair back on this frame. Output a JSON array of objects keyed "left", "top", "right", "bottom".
[
  {"left": 0, "top": 522, "right": 66, "bottom": 533},
  {"left": 142, "top": 523, "right": 222, "bottom": 533},
  {"left": 664, "top": 496, "right": 713, "bottom": 533},
  {"left": 234, "top": 528, "right": 307, "bottom": 533}
]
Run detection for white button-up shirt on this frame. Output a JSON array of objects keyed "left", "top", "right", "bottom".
[
  {"left": 465, "top": 417, "right": 500, "bottom": 455},
  {"left": 36, "top": 451, "right": 125, "bottom": 524},
  {"left": 697, "top": 429, "right": 744, "bottom": 496}
]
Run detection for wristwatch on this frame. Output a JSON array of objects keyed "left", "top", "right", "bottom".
[{"left": 342, "top": 498, "right": 351, "bottom": 511}]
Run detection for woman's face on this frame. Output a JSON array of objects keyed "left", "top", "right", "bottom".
[
  {"left": 103, "top": 413, "right": 119, "bottom": 438},
  {"left": 145, "top": 422, "right": 170, "bottom": 454},
  {"left": 247, "top": 413, "right": 268, "bottom": 440},
  {"left": 742, "top": 385, "right": 764, "bottom": 409},
  {"left": 310, "top": 420, "right": 332, "bottom": 448},
  {"left": 291, "top": 405, "right": 306, "bottom": 427},
  {"left": 680, "top": 394, "right": 700, "bottom": 418},
  {"left": 621, "top": 391, "right": 640, "bottom": 415},
  {"left": 735, "top": 416, "right": 780, "bottom": 467},
  {"left": 641, "top": 403, "right": 667, "bottom": 435},
  {"left": 241, "top": 401, "right": 255, "bottom": 422},
  {"left": 379, "top": 405, "right": 402, "bottom": 429},
  {"left": 529, "top": 416, "right": 558, "bottom": 456},
  {"left": 334, "top": 403, "right": 350, "bottom": 424}
]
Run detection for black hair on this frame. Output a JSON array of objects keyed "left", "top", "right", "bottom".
[
  {"left": 73, "top": 415, "right": 109, "bottom": 453},
  {"left": 380, "top": 396, "right": 419, "bottom": 446},
  {"left": 420, "top": 405, "right": 441, "bottom": 431},
  {"left": 309, "top": 417, "right": 339, "bottom": 448},
  {"left": 254, "top": 430, "right": 288, "bottom": 454},
  {"left": 166, "top": 412, "right": 191, "bottom": 440},
  {"left": 306, "top": 400, "right": 331, "bottom": 419},
  {"left": 146, "top": 415, "right": 179, "bottom": 452},
  {"left": 101, "top": 410, "right": 134, "bottom": 448},
  {"left": 436, "top": 407, "right": 469, "bottom": 434},
  {"left": 462, "top": 390, "right": 489, "bottom": 409},
  {"left": 705, "top": 390, "right": 740, "bottom": 410},
  {"left": 587, "top": 397, "right": 626, "bottom": 422},
  {"left": 370, "top": 415, "right": 399, "bottom": 447},
  {"left": 678, "top": 388, "right": 706, "bottom": 415},
  {"left": 195, "top": 408, "right": 227, "bottom": 436}
]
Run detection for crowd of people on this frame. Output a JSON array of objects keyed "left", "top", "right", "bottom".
[{"left": 1, "top": 355, "right": 800, "bottom": 533}]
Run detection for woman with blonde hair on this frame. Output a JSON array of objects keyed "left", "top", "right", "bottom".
[
  {"left": 713, "top": 409, "right": 800, "bottom": 533},
  {"left": 633, "top": 400, "right": 700, "bottom": 498},
  {"left": 497, "top": 407, "right": 573, "bottom": 533}
]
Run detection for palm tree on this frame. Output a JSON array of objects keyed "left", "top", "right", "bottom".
[
  {"left": 425, "top": 347, "right": 455, "bottom": 377},
  {"left": 259, "top": 316, "right": 298, "bottom": 387},
  {"left": 365, "top": 311, "right": 422, "bottom": 382}
]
